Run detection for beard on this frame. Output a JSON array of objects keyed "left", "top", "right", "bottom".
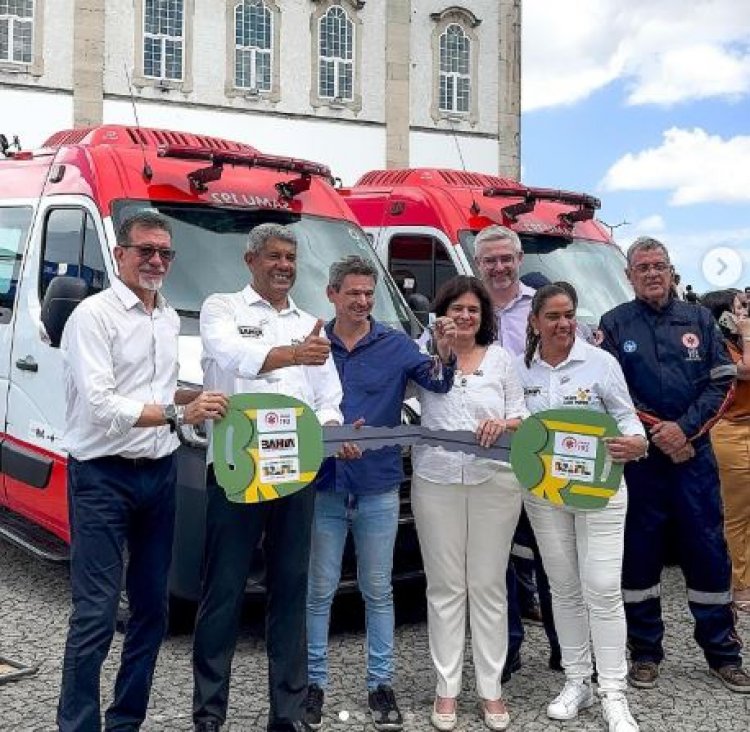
[{"left": 139, "top": 273, "right": 164, "bottom": 291}]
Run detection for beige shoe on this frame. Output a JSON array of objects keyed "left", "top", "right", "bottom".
[
  {"left": 430, "top": 698, "right": 457, "bottom": 731},
  {"left": 481, "top": 699, "right": 510, "bottom": 731}
]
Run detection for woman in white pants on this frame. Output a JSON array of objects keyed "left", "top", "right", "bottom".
[
  {"left": 411, "top": 276, "right": 528, "bottom": 732},
  {"left": 515, "top": 283, "right": 647, "bottom": 732}
]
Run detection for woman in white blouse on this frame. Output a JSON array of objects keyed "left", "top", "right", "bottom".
[
  {"left": 516, "top": 283, "right": 647, "bottom": 732},
  {"left": 411, "top": 276, "right": 528, "bottom": 732}
]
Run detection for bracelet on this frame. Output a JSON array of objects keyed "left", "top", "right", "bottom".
[{"left": 291, "top": 346, "right": 299, "bottom": 365}]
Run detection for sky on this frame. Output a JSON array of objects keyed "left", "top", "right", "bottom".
[{"left": 520, "top": 0, "right": 750, "bottom": 294}]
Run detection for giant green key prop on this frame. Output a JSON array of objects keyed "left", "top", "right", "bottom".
[
  {"left": 510, "top": 408, "right": 624, "bottom": 510},
  {"left": 212, "top": 394, "right": 323, "bottom": 504}
]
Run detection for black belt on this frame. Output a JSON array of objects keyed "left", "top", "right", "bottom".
[{"left": 96, "top": 454, "right": 170, "bottom": 468}]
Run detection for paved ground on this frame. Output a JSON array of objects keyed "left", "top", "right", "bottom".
[{"left": 1, "top": 540, "right": 749, "bottom": 731}]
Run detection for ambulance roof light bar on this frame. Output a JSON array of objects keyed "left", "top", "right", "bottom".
[
  {"left": 483, "top": 185, "right": 601, "bottom": 224},
  {"left": 157, "top": 144, "right": 332, "bottom": 196}
]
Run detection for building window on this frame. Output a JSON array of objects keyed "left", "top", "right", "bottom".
[
  {"left": 235, "top": 1, "right": 272, "bottom": 92},
  {"left": 143, "top": 0, "right": 184, "bottom": 81},
  {"left": 439, "top": 24, "right": 470, "bottom": 113},
  {"left": 318, "top": 6, "right": 353, "bottom": 101},
  {"left": 0, "top": 0, "right": 34, "bottom": 64}
]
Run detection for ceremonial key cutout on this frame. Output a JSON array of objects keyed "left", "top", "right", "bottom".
[
  {"left": 212, "top": 394, "right": 323, "bottom": 504},
  {"left": 510, "top": 408, "right": 624, "bottom": 510}
]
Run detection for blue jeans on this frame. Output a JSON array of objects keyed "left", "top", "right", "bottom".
[
  {"left": 58, "top": 454, "right": 176, "bottom": 732},
  {"left": 307, "top": 489, "right": 399, "bottom": 690}
]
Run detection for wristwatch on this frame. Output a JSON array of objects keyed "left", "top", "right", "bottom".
[{"left": 163, "top": 403, "right": 185, "bottom": 433}]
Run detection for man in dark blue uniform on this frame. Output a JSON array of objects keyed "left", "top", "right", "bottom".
[{"left": 599, "top": 237, "right": 749, "bottom": 694}]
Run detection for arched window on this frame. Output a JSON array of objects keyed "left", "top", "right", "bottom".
[
  {"left": 318, "top": 6, "right": 353, "bottom": 101},
  {"left": 0, "top": 0, "right": 34, "bottom": 64},
  {"left": 143, "top": 0, "right": 184, "bottom": 80},
  {"left": 234, "top": 0, "right": 272, "bottom": 91},
  {"left": 439, "top": 23, "right": 470, "bottom": 113}
]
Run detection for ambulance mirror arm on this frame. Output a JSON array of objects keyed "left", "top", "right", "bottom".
[{"left": 41, "top": 276, "right": 89, "bottom": 348}]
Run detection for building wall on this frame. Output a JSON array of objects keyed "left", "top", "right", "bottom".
[{"left": 0, "top": 0, "right": 520, "bottom": 180}]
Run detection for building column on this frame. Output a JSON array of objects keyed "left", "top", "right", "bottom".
[
  {"left": 498, "top": 0, "right": 521, "bottom": 179},
  {"left": 385, "top": 0, "right": 411, "bottom": 169},
  {"left": 73, "top": 0, "right": 105, "bottom": 127}
]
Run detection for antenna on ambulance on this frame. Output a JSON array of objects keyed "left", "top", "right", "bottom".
[
  {"left": 448, "top": 119, "right": 481, "bottom": 216},
  {"left": 124, "top": 64, "right": 153, "bottom": 181}
]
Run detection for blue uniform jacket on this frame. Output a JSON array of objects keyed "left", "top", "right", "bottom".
[
  {"left": 315, "top": 319, "right": 455, "bottom": 495},
  {"left": 599, "top": 297, "right": 735, "bottom": 441}
]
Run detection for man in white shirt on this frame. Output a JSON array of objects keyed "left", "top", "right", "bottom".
[
  {"left": 192, "top": 223, "right": 346, "bottom": 732},
  {"left": 57, "top": 211, "right": 227, "bottom": 732}
]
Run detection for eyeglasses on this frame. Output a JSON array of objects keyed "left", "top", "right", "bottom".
[
  {"left": 632, "top": 262, "right": 670, "bottom": 274},
  {"left": 478, "top": 255, "right": 516, "bottom": 267},
  {"left": 120, "top": 245, "right": 176, "bottom": 262}
]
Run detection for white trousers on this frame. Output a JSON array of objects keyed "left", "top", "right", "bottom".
[
  {"left": 524, "top": 484, "right": 628, "bottom": 693},
  {"left": 412, "top": 470, "right": 523, "bottom": 699}
]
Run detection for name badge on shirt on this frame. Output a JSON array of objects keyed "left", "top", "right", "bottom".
[{"left": 238, "top": 325, "right": 263, "bottom": 338}]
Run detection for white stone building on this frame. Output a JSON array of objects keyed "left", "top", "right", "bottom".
[{"left": 0, "top": 0, "right": 521, "bottom": 183}]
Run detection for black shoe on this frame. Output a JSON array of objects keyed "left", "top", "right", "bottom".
[
  {"left": 502, "top": 653, "right": 522, "bottom": 684},
  {"left": 267, "top": 722, "right": 312, "bottom": 732},
  {"left": 304, "top": 684, "right": 324, "bottom": 730},
  {"left": 368, "top": 684, "right": 403, "bottom": 731},
  {"left": 521, "top": 603, "right": 544, "bottom": 626},
  {"left": 194, "top": 719, "right": 221, "bottom": 732}
]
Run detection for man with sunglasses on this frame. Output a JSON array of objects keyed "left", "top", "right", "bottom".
[
  {"left": 599, "top": 236, "right": 750, "bottom": 694},
  {"left": 57, "top": 211, "right": 228, "bottom": 731}
]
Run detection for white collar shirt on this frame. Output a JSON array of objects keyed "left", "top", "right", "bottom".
[
  {"left": 413, "top": 343, "right": 529, "bottom": 485},
  {"left": 200, "top": 285, "right": 343, "bottom": 462},
  {"left": 513, "top": 338, "right": 645, "bottom": 438},
  {"left": 61, "top": 276, "right": 180, "bottom": 460}
]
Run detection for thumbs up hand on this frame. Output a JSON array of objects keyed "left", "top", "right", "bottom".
[{"left": 291, "top": 319, "right": 331, "bottom": 366}]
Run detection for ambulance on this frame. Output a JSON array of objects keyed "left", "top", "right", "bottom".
[
  {"left": 339, "top": 168, "right": 633, "bottom": 327},
  {"left": 0, "top": 126, "right": 417, "bottom": 603}
]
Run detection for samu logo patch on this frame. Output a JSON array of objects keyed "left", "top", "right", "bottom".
[{"left": 623, "top": 340, "right": 637, "bottom": 353}]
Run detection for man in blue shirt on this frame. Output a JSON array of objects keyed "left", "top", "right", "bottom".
[{"left": 304, "top": 256, "right": 456, "bottom": 731}]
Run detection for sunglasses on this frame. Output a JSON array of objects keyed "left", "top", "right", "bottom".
[{"left": 120, "top": 244, "right": 176, "bottom": 262}]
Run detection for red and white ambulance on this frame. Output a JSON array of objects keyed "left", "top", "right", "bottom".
[
  {"left": 0, "top": 126, "right": 416, "bottom": 602},
  {"left": 339, "top": 168, "right": 633, "bottom": 328}
]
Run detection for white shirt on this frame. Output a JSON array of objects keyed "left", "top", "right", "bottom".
[
  {"left": 200, "top": 285, "right": 343, "bottom": 462},
  {"left": 514, "top": 338, "right": 645, "bottom": 438},
  {"left": 413, "top": 343, "right": 529, "bottom": 485},
  {"left": 61, "top": 277, "right": 180, "bottom": 461}
]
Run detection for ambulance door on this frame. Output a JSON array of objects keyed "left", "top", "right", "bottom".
[
  {"left": 0, "top": 203, "right": 35, "bottom": 506},
  {"left": 6, "top": 198, "right": 109, "bottom": 538}
]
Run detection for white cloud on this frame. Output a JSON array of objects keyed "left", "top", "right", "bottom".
[
  {"left": 632, "top": 214, "right": 666, "bottom": 234},
  {"left": 600, "top": 128, "right": 750, "bottom": 205},
  {"left": 523, "top": 0, "right": 750, "bottom": 111}
]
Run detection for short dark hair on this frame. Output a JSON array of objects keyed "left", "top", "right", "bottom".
[
  {"left": 328, "top": 255, "right": 379, "bottom": 291},
  {"left": 117, "top": 210, "right": 172, "bottom": 247},
  {"left": 431, "top": 275, "right": 497, "bottom": 346}
]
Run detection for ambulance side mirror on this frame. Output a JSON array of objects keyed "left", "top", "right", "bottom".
[{"left": 41, "top": 276, "right": 89, "bottom": 348}]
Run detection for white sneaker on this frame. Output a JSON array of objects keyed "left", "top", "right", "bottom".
[
  {"left": 546, "top": 679, "right": 595, "bottom": 721},
  {"left": 601, "top": 692, "right": 639, "bottom": 731}
]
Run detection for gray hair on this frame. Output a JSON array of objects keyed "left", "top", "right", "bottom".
[
  {"left": 117, "top": 210, "right": 172, "bottom": 246},
  {"left": 473, "top": 224, "right": 522, "bottom": 258},
  {"left": 626, "top": 236, "right": 671, "bottom": 267},
  {"left": 247, "top": 222, "right": 297, "bottom": 254},
  {"left": 328, "top": 255, "right": 379, "bottom": 291}
]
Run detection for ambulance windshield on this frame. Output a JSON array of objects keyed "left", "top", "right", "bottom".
[
  {"left": 112, "top": 201, "right": 417, "bottom": 334},
  {"left": 459, "top": 232, "right": 633, "bottom": 325}
]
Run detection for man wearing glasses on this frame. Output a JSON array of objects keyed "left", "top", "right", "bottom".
[
  {"left": 57, "top": 211, "right": 228, "bottom": 730},
  {"left": 599, "top": 236, "right": 750, "bottom": 694},
  {"left": 472, "top": 226, "right": 561, "bottom": 680}
]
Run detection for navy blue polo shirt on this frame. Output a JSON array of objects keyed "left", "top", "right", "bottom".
[{"left": 315, "top": 319, "right": 454, "bottom": 495}]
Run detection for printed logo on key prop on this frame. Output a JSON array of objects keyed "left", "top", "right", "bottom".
[{"left": 510, "top": 408, "right": 623, "bottom": 510}]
